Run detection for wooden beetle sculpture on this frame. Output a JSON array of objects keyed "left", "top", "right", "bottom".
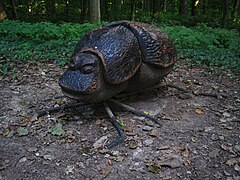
[{"left": 58, "top": 21, "right": 177, "bottom": 148}]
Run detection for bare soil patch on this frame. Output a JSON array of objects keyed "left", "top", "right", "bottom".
[{"left": 0, "top": 59, "right": 239, "bottom": 179}]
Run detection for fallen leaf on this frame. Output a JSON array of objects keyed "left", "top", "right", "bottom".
[
  {"left": 183, "top": 160, "right": 191, "bottom": 166},
  {"left": 100, "top": 166, "right": 111, "bottom": 177},
  {"left": 17, "top": 127, "right": 28, "bottom": 136},
  {"left": 221, "top": 144, "right": 234, "bottom": 153},
  {"left": 225, "top": 157, "right": 240, "bottom": 166},
  {"left": 48, "top": 123, "right": 65, "bottom": 136},
  {"left": 117, "top": 120, "right": 125, "bottom": 127},
  {"left": 209, "top": 149, "right": 219, "bottom": 158},
  {"left": 157, "top": 145, "right": 170, "bottom": 150},
  {"left": 108, "top": 159, "right": 113, "bottom": 165},
  {"left": 181, "top": 145, "right": 191, "bottom": 158},
  {"left": 2, "top": 129, "right": 10, "bottom": 136},
  {"left": 23, "top": 116, "right": 29, "bottom": 124},
  {"left": 234, "top": 164, "right": 240, "bottom": 172},
  {"left": 195, "top": 108, "right": 204, "bottom": 115},
  {"left": 93, "top": 135, "right": 108, "bottom": 149},
  {"left": 149, "top": 129, "right": 158, "bottom": 137},
  {"left": 128, "top": 139, "right": 138, "bottom": 149},
  {"left": 67, "top": 134, "right": 75, "bottom": 143},
  {"left": 181, "top": 149, "right": 191, "bottom": 158},
  {"left": 146, "top": 164, "right": 160, "bottom": 173},
  {"left": 7, "top": 130, "right": 14, "bottom": 138},
  {"left": 43, "top": 154, "right": 55, "bottom": 161},
  {"left": 144, "top": 111, "right": 149, "bottom": 115},
  {"left": 0, "top": 164, "right": 6, "bottom": 171},
  {"left": 157, "top": 155, "right": 182, "bottom": 169},
  {"left": 65, "top": 165, "right": 74, "bottom": 175}
]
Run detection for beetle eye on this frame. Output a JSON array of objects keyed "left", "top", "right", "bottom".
[{"left": 82, "top": 65, "right": 94, "bottom": 74}]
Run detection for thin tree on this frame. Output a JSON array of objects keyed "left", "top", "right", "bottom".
[
  {"left": 179, "top": 0, "right": 188, "bottom": 15},
  {"left": 89, "top": 0, "right": 100, "bottom": 23},
  {"left": 202, "top": 0, "right": 207, "bottom": 15},
  {"left": 221, "top": 0, "right": 228, "bottom": 28},
  {"left": 191, "top": 0, "right": 199, "bottom": 16},
  {"left": 231, "top": 0, "right": 239, "bottom": 21},
  {"left": 9, "top": 0, "right": 18, "bottom": 19},
  {"left": 152, "top": 0, "right": 158, "bottom": 18},
  {"left": 130, "top": 0, "right": 135, "bottom": 20}
]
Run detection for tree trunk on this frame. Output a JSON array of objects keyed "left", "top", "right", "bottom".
[
  {"left": 163, "top": 0, "right": 167, "bottom": 12},
  {"left": 9, "top": 0, "right": 18, "bottom": 19},
  {"left": 101, "top": 0, "right": 109, "bottom": 21},
  {"left": 231, "top": 0, "right": 239, "bottom": 21},
  {"left": 221, "top": 0, "right": 228, "bottom": 28},
  {"left": 179, "top": 0, "right": 188, "bottom": 15},
  {"left": 0, "top": 1, "right": 7, "bottom": 20},
  {"left": 191, "top": 0, "right": 199, "bottom": 16},
  {"left": 129, "top": 0, "right": 135, "bottom": 20},
  {"left": 89, "top": 0, "right": 101, "bottom": 23},
  {"left": 171, "top": 0, "right": 177, "bottom": 14},
  {"left": 152, "top": 0, "right": 158, "bottom": 18},
  {"left": 202, "top": 0, "right": 207, "bottom": 15}
]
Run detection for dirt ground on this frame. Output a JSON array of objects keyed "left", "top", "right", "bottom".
[{"left": 0, "top": 59, "right": 239, "bottom": 180}]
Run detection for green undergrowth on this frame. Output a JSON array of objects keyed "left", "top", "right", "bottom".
[
  {"left": 0, "top": 20, "right": 239, "bottom": 76},
  {"left": 0, "top": 20, "right": 106, "bottom": 76},
  {"left": 161, "top": 24, "right": 240, "bottom": 72}
]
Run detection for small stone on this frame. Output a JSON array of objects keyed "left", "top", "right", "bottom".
[
  {"left": 219, "top": 136, "right": 225, "bottom": 140},
  {"left": 143, "top": 139, "right": 153, "bottom": 146},
  {"left": 66, "top": 165, "right": 75, "bottom": 175},
  {"left": 133, "top": 148, "right": 143, "bottom": 159},
  {"left": 222, "top": 112, "right": 231, "bottom": 118},
  {"left": 234, "top": 145, "right": 240, "bottom": 153},
  {"left": 142, "top": 126, "right": 153, "bottom": 131},
  {"left": 19, "top": 157, "right": 27, "bottom": 163},
  {"left": 111, "top": 150, "right": 120, "bottom": 156},
  {"left": 43, "top": 155, "right": 55, "bottom": 161},
  {"left": 234, "top": 164, "right": 240, "bottom": 172},
  {"left": 133, "top": 116, "right": 145, "bottom": 121},
  {"left": 204, "top": 126, "right": 215, "bottom": 132}
]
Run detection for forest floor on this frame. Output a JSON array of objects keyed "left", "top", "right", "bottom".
[{"left": 0, "top": 59, "right": 239, "bottom": 180}]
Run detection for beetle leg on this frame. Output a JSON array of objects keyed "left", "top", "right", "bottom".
[
  {"left": 104, "top": 102, "right": 125, "bottom": 149},
  {"left": 37, "top": 102, "right": 90, "bottom": 117},
  {"left": 108, "top": 99, "right": 162, "bottom": 126}
]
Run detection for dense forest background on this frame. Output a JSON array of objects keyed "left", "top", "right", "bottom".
[
  {"left": 0, "top": 0, "right": 239, "bottom": 28},
  {"left": 0, "top": 0, "right": 240, "bottom": 76}
]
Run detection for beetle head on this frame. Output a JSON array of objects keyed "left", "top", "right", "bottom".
[{"left": 58, "top": 53, "right": 102, "bottom": 101}]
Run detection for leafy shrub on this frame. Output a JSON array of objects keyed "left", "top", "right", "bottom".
[
  {"left": 0, "top": 20, "right": 239, "bottom": 76},
  {"left": 0, "top": 20, "right": 106, "bottom": 75},
  {"left": 161, "top": 24, "right": 240, "bottom": 72}
]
